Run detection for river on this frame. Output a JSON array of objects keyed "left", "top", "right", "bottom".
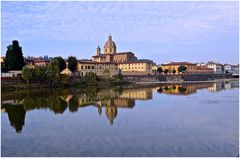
[{"left": 1, "top": 81, "right": 239, "bottom": 156}]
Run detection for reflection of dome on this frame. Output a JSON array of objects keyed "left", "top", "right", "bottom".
[
  {"left": 104, "top": 35, "right": 117, "bottom": 54},
  {"left": 105, "top": 106, "right": 117, "bottom": 125},
  {"left": 98, "top": 106, "right": 102, "bottom": 116}
]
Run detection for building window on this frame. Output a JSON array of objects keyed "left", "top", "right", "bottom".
[{"left": 81, "top": 66, "right": 83, "bottom": 69}]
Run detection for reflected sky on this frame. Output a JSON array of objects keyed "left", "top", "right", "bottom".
[{"left": 1, "top": 81, "right": 239, "bottom": 157}]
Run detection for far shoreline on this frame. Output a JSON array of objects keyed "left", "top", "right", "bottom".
[{"left": 135, "top": 78, "right": 239, "bottom": 85}]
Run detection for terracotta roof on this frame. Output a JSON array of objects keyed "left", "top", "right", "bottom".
[
  {"left": 162, "top": 62, "right": 196, "bottom": 66},
  {"left": 115, "top": 52, "right": 134, "bottom": 55},
  {"left": 78, "top": 60, "right": 117, "bottom": 65},
  {"left": 206, "top": 61, "right": 222, "bottom": 65},
  {"left": 33, "top": 60, "right": 49, "bottom": 63},
  {"left": 92, "top": 54, "right": 106, "bottom": 58},
  {"left": 118, "top": 60, "right": 153, "bottom": 64},
  {"left": 60, "top": 68, "right": 73, "bottom": 76},
  {"left": 92, "top": 52, "right": 134, "bottom": 57},
  {"left": 196, "top": 66, "right": 213, "bottom": 70}
]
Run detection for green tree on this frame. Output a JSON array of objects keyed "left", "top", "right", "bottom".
[
  {"left": 1, "top": 59, "right": 8, "bottom": 73},
  {"left": 157, "top": 67, "right": 163, "bottom": 73},
  {"left": 5, "top": 40, "right": 25, "bottom": 70},
  {"left": 114, "top": 73, "right": 123, "bottom": 82},
  {"left": 22, "top": 66, "right": 33, "bottom": 85},
  {"left": 35, "top": 66, "right": 47, "bottom": 84},
  {"left": 67, "top": 56, "right": 77, "bottom": 72},
  {"left": 172, "top": 69, "right": 176, "bottom": 74},
  {"left": 103, "top": 68, "right": 111, "bottom": 81},
  {"left": 178, "top": 65, "right": 187, "bottom": 73},
  {"left": 53, "top": 56, "right": 66, "bottom": 72},
  {"left": 164, "top": 69, "right": 169, "bottom": 74},
  {"left": 84, "top": 72, "right": 98, "bottom": 83},
  {"left": 48, "top": 59, "right": 60, "bottom": 87}
]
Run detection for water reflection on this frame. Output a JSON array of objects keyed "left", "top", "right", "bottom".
[{"left": 1, "top": 81, "right": 239, "bottom": 133}]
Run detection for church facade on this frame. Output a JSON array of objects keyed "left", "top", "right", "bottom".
[{"left": 77, "top": 35, "right": 154, "bottom": 76}]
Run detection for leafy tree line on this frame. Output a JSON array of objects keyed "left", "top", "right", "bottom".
[
  {"left": 22, "top": 56, "right": 78, "bottom": 87},
  {"left": 2, "top": 40, "right": 77, "bottom": 72},
  {"left": 157, "top": 65, "right": 187, "bottom": 74}
]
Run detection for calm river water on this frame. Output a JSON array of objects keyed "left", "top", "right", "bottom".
[{"left": 1, "top": 81, "right": 239, "bottom": 157}]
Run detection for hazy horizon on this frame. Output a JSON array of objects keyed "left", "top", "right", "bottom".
[{"left": 1, "top": 1, "right": 239, "bottom": 64}]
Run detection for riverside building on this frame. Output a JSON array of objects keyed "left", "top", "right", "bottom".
[
  {"left": 77, "top": 35, "right": 154, "bottom": 76},
  {"left": 161, "top": 62, "right": 214, "bottom": 74}
]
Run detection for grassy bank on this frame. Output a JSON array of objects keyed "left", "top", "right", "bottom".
[{"left": 1, "top": 80, "right": 132, "bottom": 92}]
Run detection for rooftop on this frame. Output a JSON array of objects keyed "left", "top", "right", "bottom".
[
  {"left": 162, "top": 62, "right": 196, "bottom": 66},
  {"left": 78, "top": 59, "right": 118, "bottom": 65}
]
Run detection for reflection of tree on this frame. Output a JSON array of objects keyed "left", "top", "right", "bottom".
[
  {"left": 164, "top": 86, "right": 169, "bottom": 90},
  {"left": 3, "top": 104, "right": 26, "bottom": 133},
  {"left": 97, "top": 106, "right": 102, "bottom": 116},
  {"left": 23, "top": 96, "right": 49, "bottom": 111},
  {"left": 178, "top": 87, "right": 187, "bottom": 93},
  {"left": 50, "top": 97, "right": 67, "bottom": 114},
  {"left": 2, "top": 85, "right": 153, "bottom": 129},
  {"left": 68, "top": 96, "right": 79, "bottom": 112},
  {"left": 23, "top": 93, "right": 68, "bottom": 114},
  {"left": 157, "top": 87, "right": 163, "bottom": 93}
]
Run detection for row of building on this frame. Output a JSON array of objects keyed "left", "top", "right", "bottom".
[
  {"left": 1, "top": 35, "right": 239, "bottom": 77},
  {"left": 157, "top": 61, "right": 239, "bottom": 75}
]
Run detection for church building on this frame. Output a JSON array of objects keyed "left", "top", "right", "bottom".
[
  {"left": 92, "top": 35, "right": 138, "bottom": 63},
  {"left": 77, "top": 35, "right": 154, "bottom": 76}
]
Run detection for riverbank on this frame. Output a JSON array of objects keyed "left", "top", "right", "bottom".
[
  {"left": 135, "top": 78, "right": 239, "bottom": 85},
  {"left": 2, "top": 77, "right": 238, "bottom": 92},
  {"left": 1, "top": 80, "right": 132, "bottom": 92}
]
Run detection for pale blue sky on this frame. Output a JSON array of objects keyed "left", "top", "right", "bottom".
[{"left": 1, "top": 1, "right": 239, "bottom": 64}]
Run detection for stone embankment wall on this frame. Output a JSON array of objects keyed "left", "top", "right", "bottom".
[
  {"left": 123, "top": 75, "right": 159, "bottom": 82},
  {"left": 124, "top": 74, "right": 234, "bottom": 82}
]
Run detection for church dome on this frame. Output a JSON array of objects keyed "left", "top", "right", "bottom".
[
  {"left": 104, "top": 35, "right": 117, "bottom": 54},
  {"left": 104, "top": 35, "right": 116, "bottom": 48},
  {"left": 104, "top": 41, "right": 116, "bottom": 48}
]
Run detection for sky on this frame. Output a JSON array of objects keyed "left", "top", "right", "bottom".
[{"left": 1, "top": 1, "right": 239, "bottom": 64}]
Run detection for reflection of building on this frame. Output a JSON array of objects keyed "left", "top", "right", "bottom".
[
  {"left": 208, "top": 81, "right": 239, "bottom": 92},
  {"left": 156, "top": 82, "right": 217, "bottom": 95},
  {"left": 192, "top": 82, "right": 214, "bottom": 90},
  {"left": 2, "top": 81, "right": 238, "bottom": 132},
  {"left": 208, "top": 82, "right": 225, "bottom": 92},
  {"left": 105, "top": 105, "right": 118, "bottom": 125},
  {"left": 157, "top": 84, "right": 196, "bottom": 95},
  {"left": 120, "top": 89, "right": 153, "bottom": 100},
  {"left": 77, "top": 35, "right": 154, "bottom": 76}
]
